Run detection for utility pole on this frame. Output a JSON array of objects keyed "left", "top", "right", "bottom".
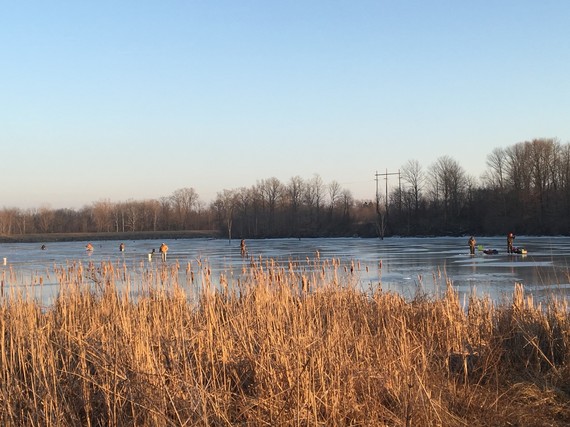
[
  {"left": 375, "top": 170, "right": 385, "bottom": 239},
  {"left": 375, "top": 169, "right": 401, "bottom": 238}
]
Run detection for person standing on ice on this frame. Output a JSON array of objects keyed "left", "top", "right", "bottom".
[
  {"left": 507, "top": 232, "right": 515, "bottom": 254},
  {"left": 468, "top": 236, "right": 476, "bottom": 255},
  {"left": 159, "top": 243, "right": 169, "bottom": 261}
]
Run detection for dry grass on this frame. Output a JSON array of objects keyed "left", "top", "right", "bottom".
[{"left": 1, "top": 257, "right": 569, "bottom": 426}]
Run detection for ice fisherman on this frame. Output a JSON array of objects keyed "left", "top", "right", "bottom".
[
  {"left": 159, "top": 243, "right": 169, "bottom": 261},
  {"left": 468, "top": 236, "right": 476, "bottom": 255},
  {"left": 507, "top": 232, "right": 515, "bottom": 254}
]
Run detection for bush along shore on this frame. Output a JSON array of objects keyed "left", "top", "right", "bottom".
[{"left": 1, "top": 257, "right": 569, "bottom": 426}]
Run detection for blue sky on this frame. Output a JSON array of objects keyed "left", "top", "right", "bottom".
[{"left": 1, "top": 1, "right": 569, "bottom": 209}]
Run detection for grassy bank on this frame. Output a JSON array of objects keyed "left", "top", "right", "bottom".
[{"left": 1, "top": 257, "right": 569, "bottom": 426}]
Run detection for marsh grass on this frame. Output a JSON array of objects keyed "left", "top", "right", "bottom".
[{"left": 1, "top": 258, "right": 570, "bottom": 426}]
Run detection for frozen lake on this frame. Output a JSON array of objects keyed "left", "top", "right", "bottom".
[{"left": 2, "top": 236, "right": 570, "bottom": 306}]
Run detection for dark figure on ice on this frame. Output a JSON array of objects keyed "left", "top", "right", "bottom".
[
  {"left": 468, "top": 236, "right": 476, "bottom": 255},
  {"left": 507, "top": 233, "right": 515, "bottom": 254}
]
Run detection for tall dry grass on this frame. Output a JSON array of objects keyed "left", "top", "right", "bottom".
[{"left": 0, "top": 257, "right": 569, "bottom": 426}]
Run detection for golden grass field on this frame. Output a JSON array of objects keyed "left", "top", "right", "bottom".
[{"left": 1, "top": 256, "right": 569, "bottom": 426}]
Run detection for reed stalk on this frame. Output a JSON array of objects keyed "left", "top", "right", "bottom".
[{"left": 0, "top": 258, "right": 569, "bottom": 426}]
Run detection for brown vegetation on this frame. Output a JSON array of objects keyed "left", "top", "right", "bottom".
[
  {"left": 1, "top": 258, "right": 569, "bottom": 426},
  {"left": 0, "top": 230, "right": 219, "bottom": 244}
]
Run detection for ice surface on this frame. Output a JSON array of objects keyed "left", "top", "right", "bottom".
[{"left": 1, "top": 235, "right": 569, "bottom": 306}]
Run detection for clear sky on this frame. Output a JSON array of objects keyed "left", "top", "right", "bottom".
[{"left": 1, "top": 1, "right": 569, "bottom": 209}]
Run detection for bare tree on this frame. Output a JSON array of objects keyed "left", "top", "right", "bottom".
[
  {"left": 92, "top": 199, "right": 113, "bottom": 232},
  {"left": 328, "top": 180, "right": 342, "bottom": 216},
  {"left": 36, "top": 205, "right": 55, "bottom": 233},
  {"left": 428, "top": 156, "right": 467, "bottom": 230},
  {"left": 286, "top": 176, "right": 304, "bottom": 213},
  {"left": 304, "top": 174, "right": 324, "bottom": 226},
  {"left": 170, "top": 187, "right": 199, "bottom": 229},
  {"left": 340, "top": 189, "right": 354, "bottom": 221},
  {"left": 123, "top": 200, "right": 140, "bottom": 232},
  {"left": 158, "top": 197, "right": 173, "bottom": 230},
  {"left": 483, "top": 147, "right": 507, "bottom": 190},
  {"left": 234, "top": 187, "right": 253, "bottom": 237},
  {"left": 286, "top": 176, "right": 304, "bottom": 231},
  {"left": 504, "top": 143, "right": 531, "bottom": 193},
  {"left": 146, "top": 199, "right": 162, "bottom": 231},
  {"left": 0, "top": 208, "right": 19, "bottom": 235},
  {"left": 15, "top": 209, "right": 34, "bottom": 234},
  {"left": 401, "top": 159, "right": 424, "bottom": 213},
  {"left": 259, "top": 177, "right": 284, "bottom": 233},
  {"left": 211, "top": 189, "right": 239, "bottom": 241},
  {"left": 113, "top": 202, "right": 126, "bottom": 233}
]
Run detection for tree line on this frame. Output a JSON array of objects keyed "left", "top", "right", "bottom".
[{"left": 1, "top": 138, "right": 569, "bottom": 239}]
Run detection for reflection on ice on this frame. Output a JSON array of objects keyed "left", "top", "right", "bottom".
[{"left": 474, "top": 261, "right": 554, "bottom": 268}]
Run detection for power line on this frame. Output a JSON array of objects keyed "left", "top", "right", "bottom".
[{"left": 375, "top": 169, "right": 401, "bottom": 212}]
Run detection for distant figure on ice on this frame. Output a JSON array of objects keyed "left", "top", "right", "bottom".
[
  {"left": 240, "top": 239, "right": 247, "bottom": 257},
  {"left": 119, "top": 242, "right": 125, "bottom": 252},
  {"left": 86, "top": 243, "right": 94, "bottom": 251},
  {"left": 507, "top": 232, "right": 515, "bottom": 254},
  {"left": 41, "top": 244, "right": 46, "bottom": 250},
  {"left": 159, "top": 243, "right": 169, "bottom": 261},
  {"left": 468, "top": 236, "right": 476, "bottom": 255}
]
